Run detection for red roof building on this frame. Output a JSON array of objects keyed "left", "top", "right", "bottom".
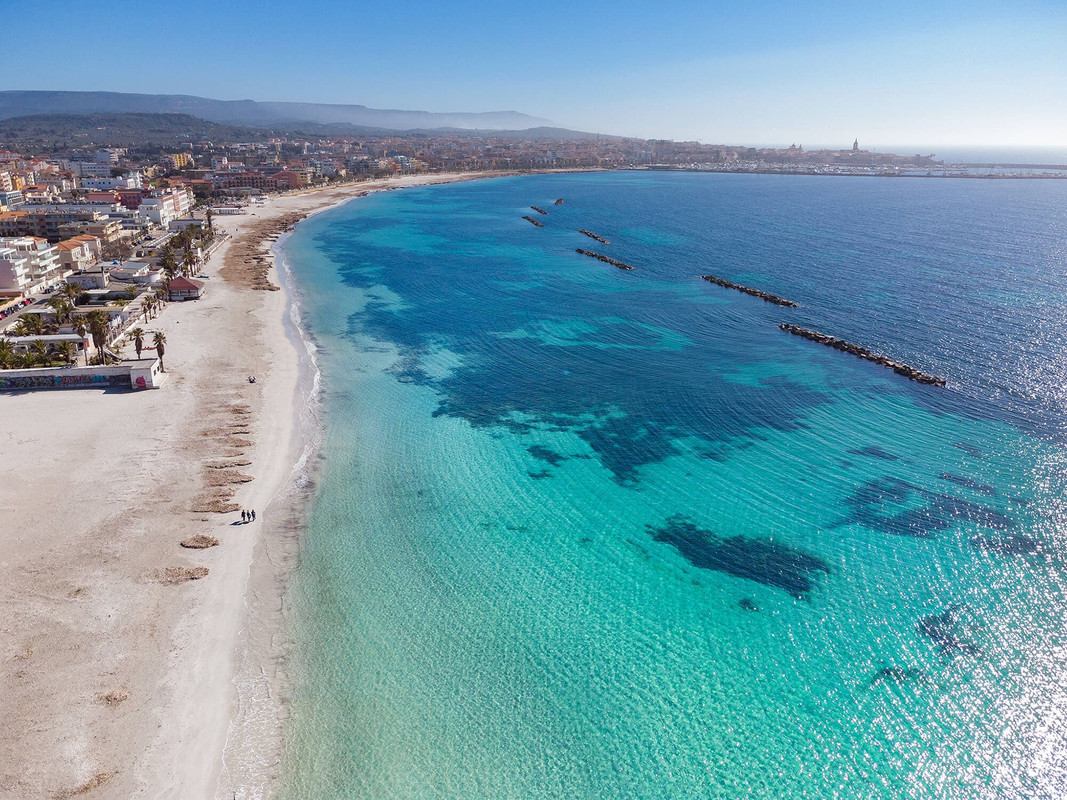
[{"left": 167, "top": 276, "right": 205, "bottom": 301}]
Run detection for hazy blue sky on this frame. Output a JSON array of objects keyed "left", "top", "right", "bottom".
[{"left": 7, "top": 0, "right": 1066, "bottom": 147}]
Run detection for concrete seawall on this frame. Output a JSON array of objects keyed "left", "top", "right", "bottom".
[{"left": 0, "top": 358, "right": 166, "bottom": 391}]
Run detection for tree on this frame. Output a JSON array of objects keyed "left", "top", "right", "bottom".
[
  {"left": 61, "top": 282, "right": 83, "bottom": 306},
  {"left": 130, "top": 327, "right": 145, "bottom": 359},
  {"left": 56, "top": 340, "right": 77, "bottom": 366},
  {"left": 159, "top": 246, "right": 176, "bottom": 274},
  {"left": 101, "top": 239, "right": 133, "bottom": 263},
  {"left": 12, "top": 313, "right": 46, "bottom": 337},
  {"left": 47, "top": 297, "right": 73, "bottom": 325},
  {"left": 182, "top": 249, "right": 197, "bottom": 276},
  {"left": 205, "top": 208, "right": 214, "bottom": 234},
  {"left": 69, "top": 316, "right": 89, "bottom": 365},
  {"left": 152, "top": 331, "right": 167, "bottom": 371},
  {"left": 0, "top": 339, "right": 14, "bottom": 369},
  {"left": 30, "top": 339, "right": 49, "bottom": 366},
  {"left": 86, "top": 310, "right": 110, "bottom": 365}
]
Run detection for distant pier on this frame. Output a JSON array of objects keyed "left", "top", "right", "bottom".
[
  {"left": 578, "top": 229, "right": 610, "bottom": 244},
  {"left": 779, "top": 324, "right": 945, "bottom": 386},
  {"left": 522, "top": 215, "right": 545, "bottom": 227},
  {"left": 699, "top": 275, "right": 796, "bottom": 307},
  {"left": 575, "top": 249, "right": 635, "bottom": 270}
]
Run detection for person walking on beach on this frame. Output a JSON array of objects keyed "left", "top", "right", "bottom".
[
  {"left": 241, "top": 510, "right": 247, "bottom": 523},
  {"left": 251, "top": 509, "right": 256, "bottom": 522}
]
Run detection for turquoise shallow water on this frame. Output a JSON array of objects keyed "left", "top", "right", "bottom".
[{"left": 281, "top": 173, "right": 1067, "bottom": 798}]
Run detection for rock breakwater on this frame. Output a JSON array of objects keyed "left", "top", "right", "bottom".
[
  {"left": 531, "top": 206, "right": 548, "bottom": 215},
  {"left": 700, "top": 275, "right": 796, "bottom": 307},
  {"left": 579, "top": 229, "right": 610, "bottom": 244},
  {"left": 522, "top": 216, "right": 545, "bottom": 228},
  {"left": 576, "top": 249, "right": 635, "bottom": 270},
  {"left": 779, "top": 324, "right": 946, "bottom": 386}
]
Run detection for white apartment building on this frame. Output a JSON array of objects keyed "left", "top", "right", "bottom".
[
  {"left": 0, "top": 237, "right": 63, "bottom": 292},
  {"left": 137, "top": 188, "right": 194, "bottom": 227},
  {"left": 68, "top": 161, "right": 114, "bottom": 178},
  {"left": 0, "top": 244, "right": 31, "bottom": 291},
  {"left": 81, "top": 173, "right": 143, "bottom": 190},
  {"left": 95, "top": 148, "right": 124, "bottom": 165}
]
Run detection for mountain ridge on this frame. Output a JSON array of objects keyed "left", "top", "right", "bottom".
[{"left": 0, "top": 90, "right": 553, "bottom": 131}]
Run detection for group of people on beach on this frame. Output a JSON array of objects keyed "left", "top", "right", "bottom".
[{"left": 240, "top": 509, "right": 256, "bottom": 523}]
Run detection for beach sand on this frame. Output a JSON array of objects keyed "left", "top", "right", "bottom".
[{"left": 0, "top": 173, "right": 496, "bottom": 798}]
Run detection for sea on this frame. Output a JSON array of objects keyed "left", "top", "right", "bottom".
[{"left": 277, "top": 171, "right": 1067, "bottom": 798}]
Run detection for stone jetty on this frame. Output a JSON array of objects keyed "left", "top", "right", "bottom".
[
  {"left": 779, "top": 324, "right": 946, "bottom": 386},
  {"left": 699, "top": 275, "right": 796, "bottom": 307},
  {"left": 522, "top": 215, "right": 545, "bottom": 227},
  {"left": 554, "top": 198, "right": 564, "bottom": 205},
  {"left": 575, "top": 248, "right": 635, "bottom": 270},
  {"left": 578, "top": 229, "right": 610, "bottom": 244},
  {"left": 531, "top": 206, "right": 548, "bottom": 215}
]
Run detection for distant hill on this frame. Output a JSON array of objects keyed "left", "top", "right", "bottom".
[
  {"left": 0, "top": 113, "right": 276, "bottom": 148},
  {"left": 0, "top": 112, "right": 613, "bottom": 151},
  {"left": 0, "top": 91, "right": 554, "bottom": 131}
]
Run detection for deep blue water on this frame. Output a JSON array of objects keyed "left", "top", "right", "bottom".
[{"left": 280, "top": 172, "right": 1067, "bottom": 798}]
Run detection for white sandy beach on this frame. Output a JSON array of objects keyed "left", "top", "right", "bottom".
[{"left": 0, "top": 172, "right": 499, "bottom": 799}]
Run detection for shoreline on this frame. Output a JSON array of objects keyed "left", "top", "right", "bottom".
[{"left": 0, "top": 171, "right": 517, "bottom": 798}]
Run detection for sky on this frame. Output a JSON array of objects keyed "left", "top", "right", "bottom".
[{"left": 5, "top": 0, "right": 1067, "bottom": 149}]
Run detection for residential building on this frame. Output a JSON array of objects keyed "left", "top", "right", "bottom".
[
  {"left": 95, "top": 148, "right": 124, "bottom": 165},
  {"left": 0, "top": 237, "right": 63, "bottom": 291},
  {"left": 0, "top": 244, "right": 31, "bottom": 291},
  {"left": 167, "top": 276, "right": 205, "bottom": 301},
  {"left": 55, "top": 238, "right": 96, "bottom": 272},
  {"left": 271, "top": 170, "right": 304, "bottom": 189},
  {"left": 166, "top": 153, "right": 193, "bottom": 169},
  {"left": 81, "top": 173, "right": 143, "bottom": 190},
  {"left": 137, "top": 187, "right": 194, "bottom": 226}
]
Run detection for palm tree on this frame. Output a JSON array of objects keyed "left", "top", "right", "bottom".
[
  {"left": 61, "top": 282, "right": 82, "bottom": 306},
  {"left": 13, "top": 314, "right": 44, "bottom": 337},
  {"left": 47, "top": 297, "right": 74, "bottom": 326},
  {"left": 152, "top": 331, "right": 167, "bottom": 371},
  {"left": 69, "top": 316, "right": 89, "bottom": 365},
  {"left": 159, "top": 247, "right": 176, "bottom": 276},
  {"left": 56, "top": 340, "right": 77, "bottom": 366},
  {"left": 0, "top": 339, "right": 14, "bottom": 369},
  {"left": 86, "top": 310, "right": 110, "bottom": 365},
  {"left": 30, "top": 338, "right": 49, "bottom": 362},
  {"left": 182, "top": 250, "right": 197, "bottom": 276},
  {"left": 130, "top": 327, "right": 145, "bottom": 359}
]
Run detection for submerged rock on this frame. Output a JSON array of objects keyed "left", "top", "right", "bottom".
[
  {"left": 918, "top": 605, "right": 978, "bottom": 656},
  {"left": 649, "top": 514, "right": 829, "bottom": 599},
  {"left": 870, "top": 666, "right": 924, "bottom": 686},
  {"left": 969, "top": 533, "right": 1045, "bottom": 556}
]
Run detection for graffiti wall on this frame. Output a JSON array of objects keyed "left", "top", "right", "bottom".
[{"left": 0, "top": 371, "right": 130, "bottom": 390}]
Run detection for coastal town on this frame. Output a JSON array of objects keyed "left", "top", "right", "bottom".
[
  {"left": 4, "top": 121, "right": 1064, "bottom": 387},
  {"left": 1, "top": 94, "right": 1064, "bottom": 798}
]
